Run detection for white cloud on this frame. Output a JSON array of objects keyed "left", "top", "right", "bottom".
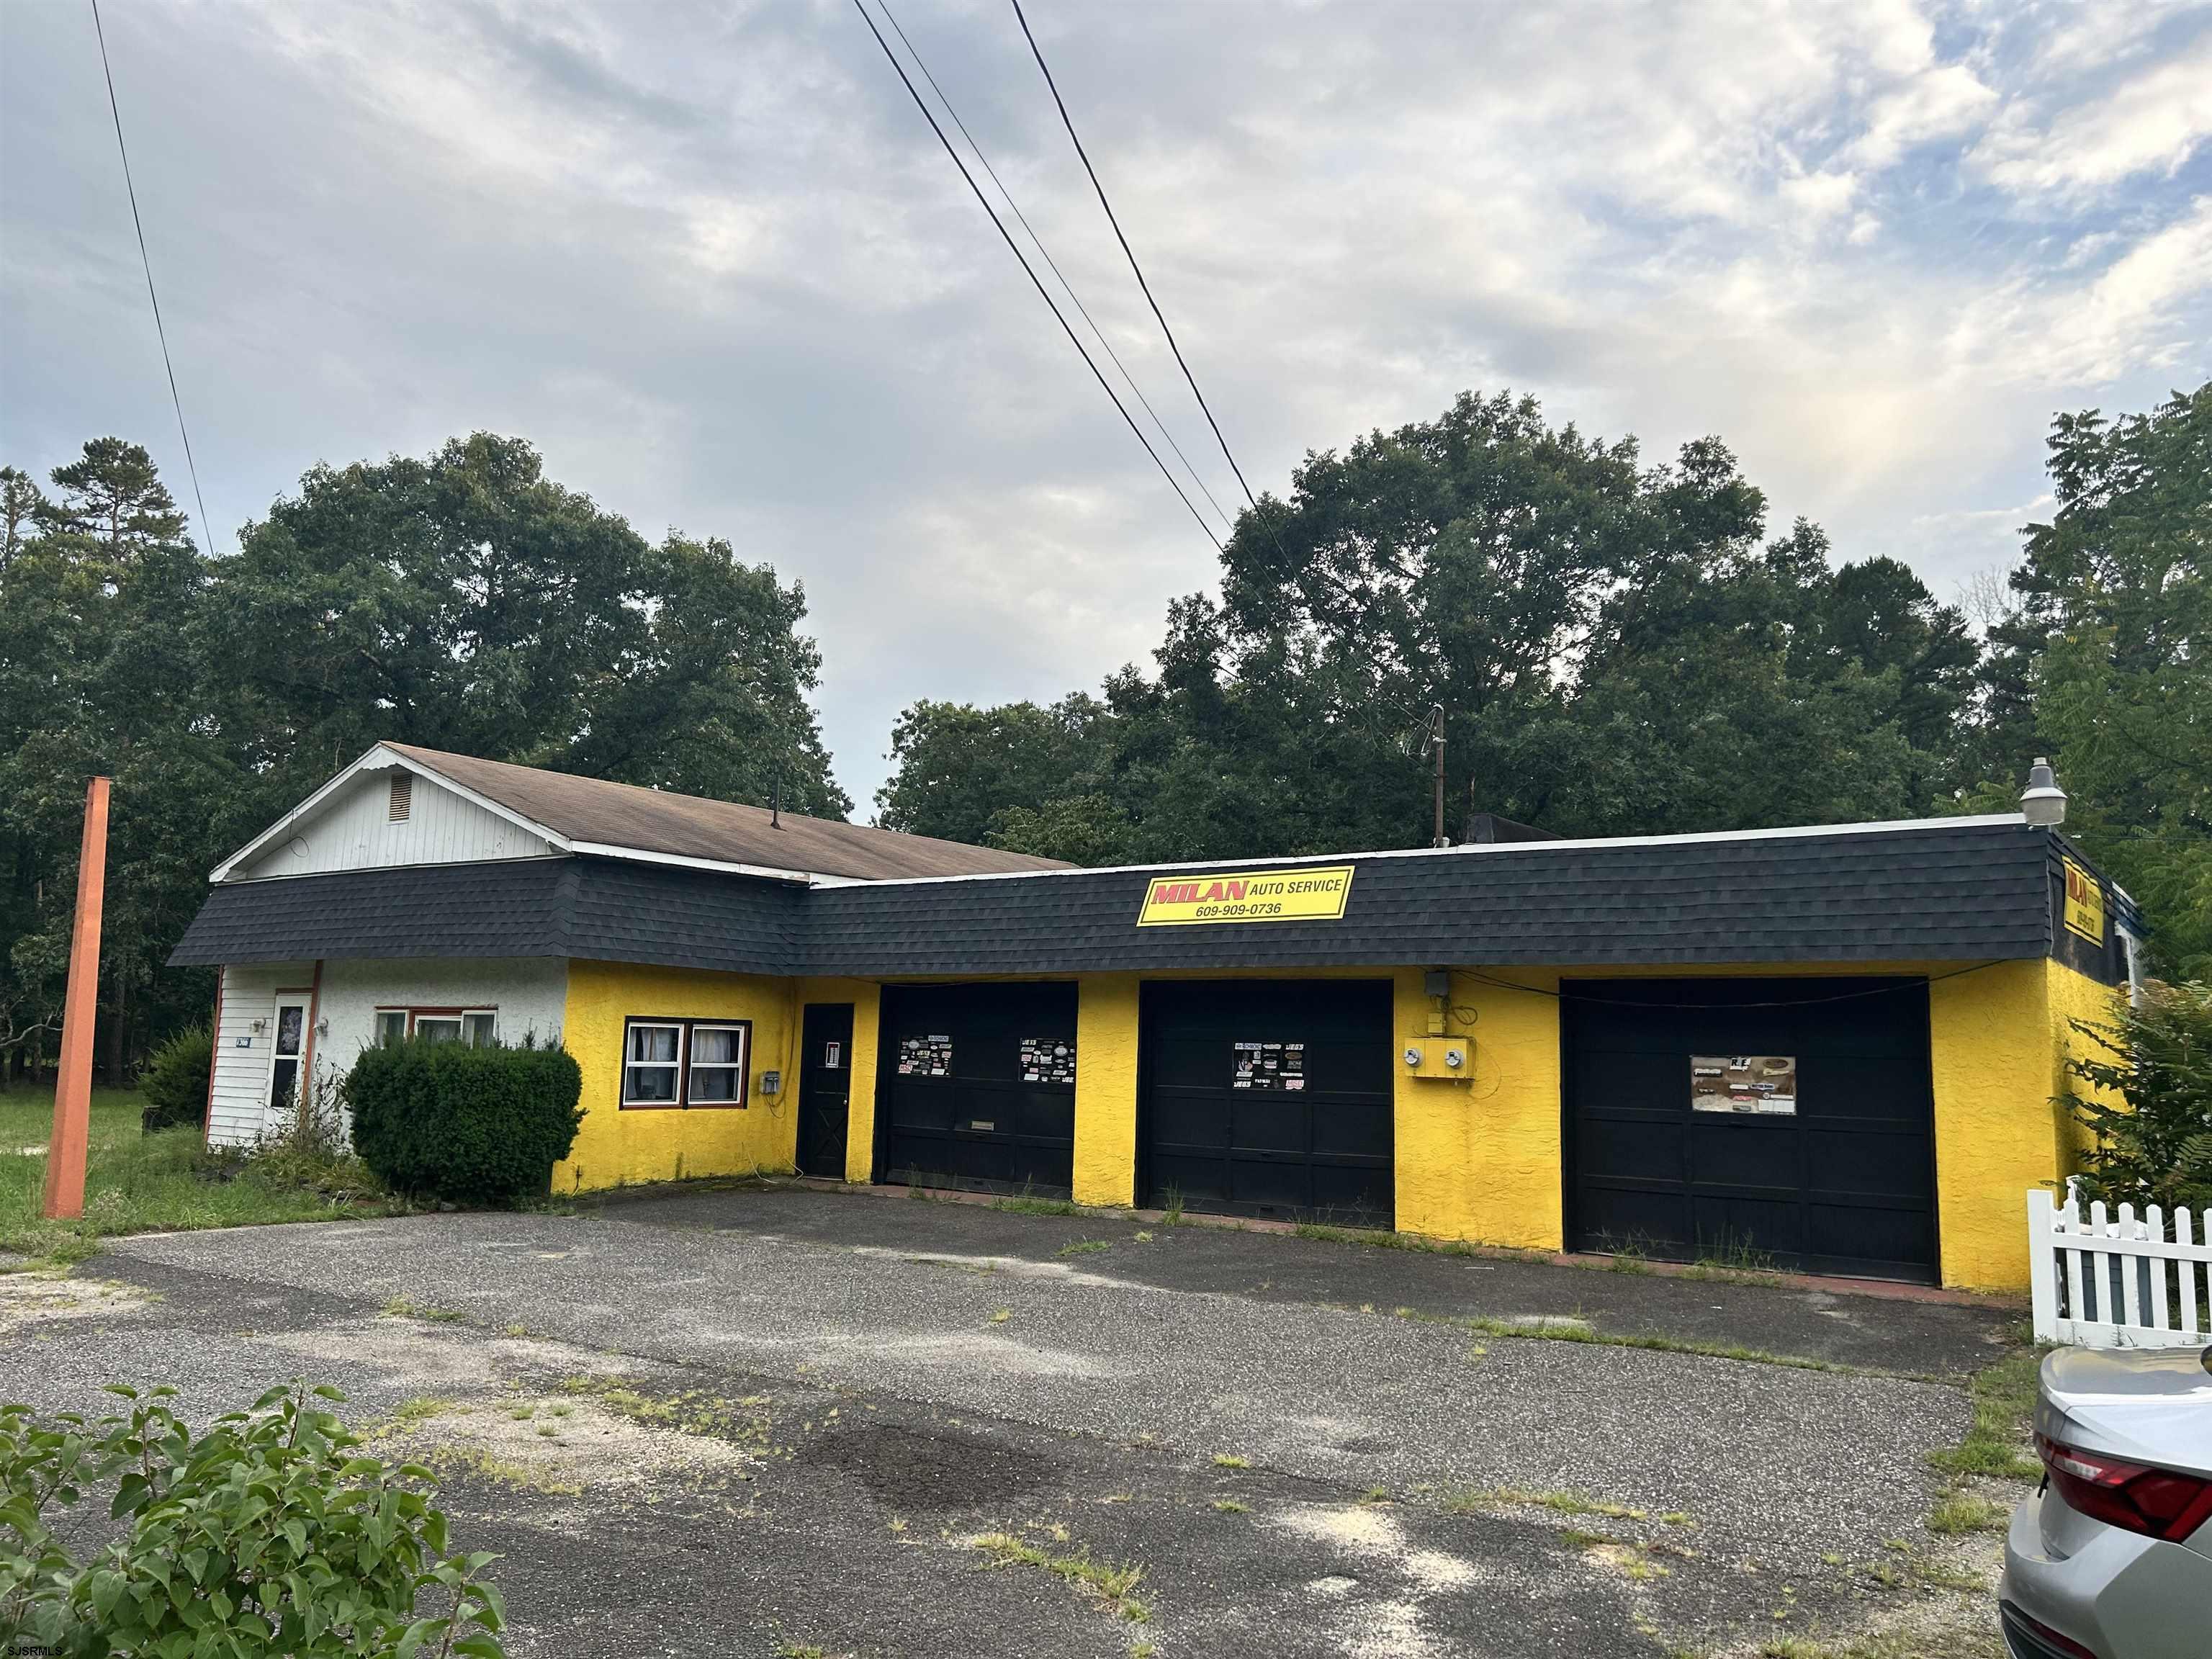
[
  {"left": 1974, "top": 30, "right": 2212, "bottom": 197},
  {"left": 2, "top": 0, "right": 2208, "bottom": 809}
]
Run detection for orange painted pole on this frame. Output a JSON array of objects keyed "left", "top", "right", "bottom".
[{"left": 42, "top": 777, "right": 110, "bottom": 1220}]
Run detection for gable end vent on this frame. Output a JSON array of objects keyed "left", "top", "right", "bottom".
[{"left": 387, "top": 773, "right": 413, "bottom": 822}]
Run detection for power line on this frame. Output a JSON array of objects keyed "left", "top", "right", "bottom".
[
  {"left": 851, "top": 0, "right": 1220, "bottom": 551},
  {"left": 1010, "top": 0, "right": 1259, "bottom": 509},
  {"left": 876, "top": 0, "right": 1233, "bottom": 536},
  {"left": 89, "top": 0, "right": 212, "bottom": 559}
]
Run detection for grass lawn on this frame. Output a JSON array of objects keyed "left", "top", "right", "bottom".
[{"left": 0, "top": 1086, "right": 398, "bottom": 1267}]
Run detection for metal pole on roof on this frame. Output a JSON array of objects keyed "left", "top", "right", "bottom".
[{"left": 1429, "top": 704, "right": 1448, "bottom": 848}]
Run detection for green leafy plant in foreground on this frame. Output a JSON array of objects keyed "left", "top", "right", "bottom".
[
  {"left": 2064, "top": 980, "right": 2212, "bottom": 1214},
  {"left": 0, "top": 1380, "right": 506, "bottom": 1657}
]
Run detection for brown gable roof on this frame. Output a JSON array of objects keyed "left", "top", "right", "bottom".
[{"left": 383, "top": 743, "right": 1072, "bottom": 882}]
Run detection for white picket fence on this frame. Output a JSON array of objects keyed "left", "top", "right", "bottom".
[{"left": 2028, "top": 1184, "right": 2212, "bottom": 1348}]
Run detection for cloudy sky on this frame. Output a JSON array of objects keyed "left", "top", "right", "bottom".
[{"left": 5, "top": 1, "right": 2209, "bottom": 812}]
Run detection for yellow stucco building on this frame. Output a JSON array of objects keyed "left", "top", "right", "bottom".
[{"left": 179, "top": 743, "right": 2141, "bottom": 1292}]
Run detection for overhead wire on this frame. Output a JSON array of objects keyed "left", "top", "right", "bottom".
[
  {"left": 89, "top": 0, "right": 212, "bottom": 559},
  {"left": 850, "top": 0, "right": 1221, "bottom": 552},
  {"left": 876, "top": 0, "right": 1233, "bottom": 537},
  {"left": 1010, "top": 0, "right": 1260, "bottom": 509}
]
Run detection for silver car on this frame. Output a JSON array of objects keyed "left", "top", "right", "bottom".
[{"left": 2000, "top": 1344, "right": 2212, "bottom": 1658}]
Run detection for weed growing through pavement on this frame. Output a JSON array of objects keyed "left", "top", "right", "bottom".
[
  {"left": 971, "top": 1532, "right": 1150, "bottom": 1624},
  {"left": 1057, "top": 1239, "right": 1112, "bottom": 1257},
  {"left": 1211, "top": 1452, "right": 1249, "bottom": 1469},
  {"left": 1447, "top": 1485, "right": 1650, "bottom": 1521},
  {"left": 379, "top": 1297, "right": 464, "bottom": 1322},
  {"left": 1928, "top": 1339, "right": 2043, "bottom": 1481},
  {"left": 1210, "top": 1498, "right": 1249, "bottom": 1514}
]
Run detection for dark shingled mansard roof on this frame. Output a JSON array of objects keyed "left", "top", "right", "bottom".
[{"left": 171, "top": 818, "right": 2096, "bottom": 978}]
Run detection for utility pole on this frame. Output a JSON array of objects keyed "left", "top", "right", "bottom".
[{"left": 43, "top": 778, "right": 110, "bottom": 1220}]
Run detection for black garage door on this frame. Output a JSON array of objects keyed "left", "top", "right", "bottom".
[
  {"left": 1139, "top": 979, "right": 1393, "bottom": 1226},
  {"left": 875, "top": 982, "right": 1076, "bottom": 1197},
  {"left": 1564, "top": 978, "right": 1938, "bottom": 1282}
]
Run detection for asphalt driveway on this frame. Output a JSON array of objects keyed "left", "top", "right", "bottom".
[{"left": 3, "top": 1186, "right": 2025, "bottom": 1658}]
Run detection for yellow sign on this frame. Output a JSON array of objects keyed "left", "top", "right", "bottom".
[
  {"left": 2063, "top": 857, "right": 2105, "bottom": 945},
  {"left": 1136, "top": 865, "right": 1355, "bottom": 927}
]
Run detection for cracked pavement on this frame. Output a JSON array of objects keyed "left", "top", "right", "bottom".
[{"left": 1, "top": 1186, "right": 2022, "bottom": 1657}]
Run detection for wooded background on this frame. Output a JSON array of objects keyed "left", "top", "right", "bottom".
[{"left": 4, "top": 383, "right": 2203, "bottom": 1083}]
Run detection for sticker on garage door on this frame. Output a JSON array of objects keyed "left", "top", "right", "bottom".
[
  {"left": 1691, "top": 1055, "right": 1796, "bottom": 1114},
  {"left": 1231, "top": 1040, "right": 1305, "bottom": 1090},
  {"left": 897, "top": 1035, "right": 953, "bottom": 1076},
  {"left": 1019, "top": 1037, "right": 1075, "bottom": 1084}
]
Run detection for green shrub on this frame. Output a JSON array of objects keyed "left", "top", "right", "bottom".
[
  {"left": 2065, "top": 980, "right": 2212, "bottom": 1214},
  {"left": 138, "top": 1024, "right": 212, "bottom": 1131},
  {"left": 0, "top": 1380, "right": 507, "bottom": 1656},
  {"left": 344, "top": 1039, "right": 583, "bottom": 1205}
]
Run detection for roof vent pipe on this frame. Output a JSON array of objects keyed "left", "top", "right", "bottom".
[{"left": 2020, "top": 757, "right": 2067, "bottom": 827}]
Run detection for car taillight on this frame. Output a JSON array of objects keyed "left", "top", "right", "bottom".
[{"left": 2037, "top": 1431, "right": 2212, "bottom": 1542}]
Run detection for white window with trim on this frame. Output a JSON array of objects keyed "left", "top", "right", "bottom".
[
  {"left": 374, "top": 1007, "right": 498, "bottom": 1048},
  {"left": 621, "top": 1017, "right": 750, "bottom": 1109}
]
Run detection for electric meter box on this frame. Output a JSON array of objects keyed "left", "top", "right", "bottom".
[{"left": 1401, "top": 1038, "right": 1470, "bottom": 1081}]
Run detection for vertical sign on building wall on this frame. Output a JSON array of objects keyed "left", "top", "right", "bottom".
[{"left": 2062, "top": 857, "right": 2105, "bottom": 945}]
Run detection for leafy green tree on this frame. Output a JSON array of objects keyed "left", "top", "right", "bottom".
[
  {"left": 0, "top": 440, "right": 242, "bottom": 1084},
  {"left": 877, "top": 390, "right": 1987, "bottom": 861},
  {"left": 1989, "top": 385, "right": 2211, "bottom": 975},
  {"left": 875, "top": 695, "right": 1110, "bottom": 845},
  {"left": 0, "top": 433, "right": 851, "bottom": 1083},
  {"left": 208, "top": 433, "right": 846, "bottom": 813},
  {"left": 2064, "top": 981, "right": 2212, "bottom": 1214}
]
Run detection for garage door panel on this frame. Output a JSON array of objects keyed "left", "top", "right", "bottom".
[
  {"left": 1807, "top": 1202, "right": 1936, "bottom": 1277},
  {"left": 1567, "top": 977, "right": 1937, "bottom": 1283},
  {"left": 1308, "top": 1163, "right": 1392, "bottom": 1225},
  {"left": 1691, "top": 1195, "right": 1806, "bottom": 1259},
  {"left": 877, "top": 983, "right": 1075, "bottom": 1197},
  {"left": 1803, "top": 1056, "right": 1936, "bottom": 1119},
  {"left": 1688, "top": 1118, "right": 1800, "bottom": 1188},
  {"left": 1228, "top": 1098, "right": 1305, "bottom": 1154},
  {"left": 1311, "top": 1100, "right": 1392, "bottom": 1159},
  {"left": 1806, "top": 1125, "right": 1935, "bottom": 1199},
  {"left": 1576, "top": 1114, "right": 1686, "bottom": 1182},
  {"left": 1150, "top": 1152, "right": 1227, "bottom": 1207},
  {"left": 887, "top": 1082, "right": 957, "bottom": 1133},
  {"left": 1576, "top": 1184, "right": 1690, "bottom": 1252},
  {"left": 1141, "top": 979, "right": 1393, "bottom": 1226}
]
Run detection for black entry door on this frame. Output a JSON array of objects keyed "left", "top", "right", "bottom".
[
  {"left": 1564, "top": 977, "right": 1938, "bottom": 1282},
  {"left": 875, "top": 983, "right": 1076, "bottom": 1196},
  {"left": 1139, "top": 979, "right": 1393, "bottom": 1226},
  {"left": 796, "top": 1004, "right": 854, "bottom": 1179}
]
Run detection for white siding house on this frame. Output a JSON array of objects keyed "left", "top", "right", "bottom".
[
  {"left": 207, "top": 961, "right": 316, "bottom": 1146},
  {"left": 230, "top": 770, "right": 554, "bottom": 881}
]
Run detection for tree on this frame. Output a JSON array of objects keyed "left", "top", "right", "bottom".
[
  {"left": 0, "top": 440, "right": 242, "bottom": 1085},
  {"left": 2064, "top": 980, "right": 2212, "bottom": 1214},
  {"left": 875, "top": 695, "right": 1110, "bottom": 845},
  {"left": 207, "top": 433, "right": 846, "bottom": 814},
  {"left": 1991, "top": 385, "right": 2212, "bottom": 976},
  {"left": 875, "top": 390, "right": 1987, "bottom": 862},
  {"left": 0, "top": 432, "right": 851, "bottom": 1082}
]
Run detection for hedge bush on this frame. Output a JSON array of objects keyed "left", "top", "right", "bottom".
[
  {"left": 343, "top": 1038, "right": 583, "bottom": 1205},
  {"left": 139, "top": 1024, "right": 212, "bottom": 1131}
]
